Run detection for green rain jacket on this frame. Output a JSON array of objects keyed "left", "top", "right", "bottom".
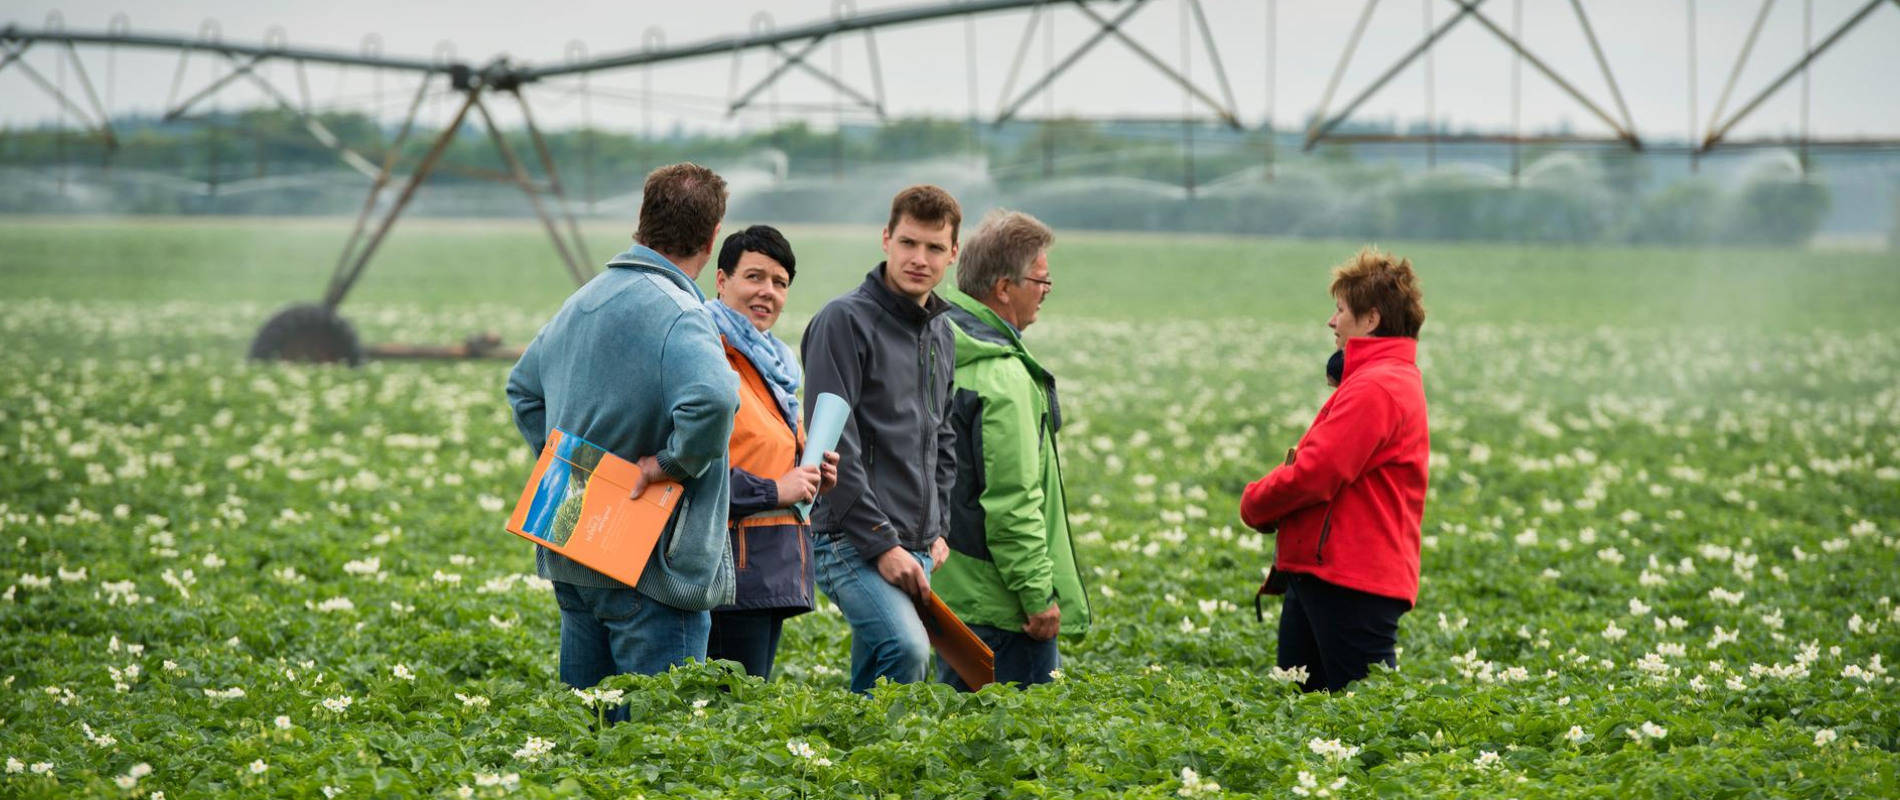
[{"left": 935, "top": 291, "right": 1090, "bottom": 639}]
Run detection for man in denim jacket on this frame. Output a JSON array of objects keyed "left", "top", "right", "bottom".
[{"left": 507, "top": 164, "right": 741, "bottom": 702}]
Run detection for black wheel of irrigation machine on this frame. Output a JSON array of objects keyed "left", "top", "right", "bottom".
[{"left": 249, "top": 303, "right": 363, "bottom": 366}]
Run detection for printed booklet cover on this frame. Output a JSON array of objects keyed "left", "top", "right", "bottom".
[{"left": 506, "top": 427, "right": 681, "bottom": 588}]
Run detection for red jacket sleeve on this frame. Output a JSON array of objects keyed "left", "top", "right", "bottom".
[{"left": 1240, "top": 380, "right": 1399, "bottom": 530}]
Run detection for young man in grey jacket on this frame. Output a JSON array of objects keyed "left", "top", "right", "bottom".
[
  {"left": 802, "top": 185, "right": 961, "bottom": 693},
  {"left": 506, "top": 164, "right": 740, "bottom": 707}
]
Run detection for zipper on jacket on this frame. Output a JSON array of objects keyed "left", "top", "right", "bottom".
[
  {"left": 736, "top": 529, "right": 748, "bottom": 569},
  {"left": 922, "top": 336, "right": 939, "bottom": 417},
  {"left": 1315, "top": 509, "right": 1335, "bottom": 564}
]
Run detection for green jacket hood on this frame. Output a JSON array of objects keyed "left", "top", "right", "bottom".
[{"left": 945, "top": 290, "right": 1048, "bottom": 377}]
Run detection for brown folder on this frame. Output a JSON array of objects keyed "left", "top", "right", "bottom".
[{"left": 913, "top": 590, "right": 995, "bottom": 690}]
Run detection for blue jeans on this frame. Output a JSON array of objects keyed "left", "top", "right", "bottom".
[
  {"left": 812, "top": 535, "right": 934, "bottom": 693},
  {"left": 554, "top": 581, "right": 710, "bottom": 720},
  {"left": 938, "top": 623, "right": 1061, "bottom": 691}
]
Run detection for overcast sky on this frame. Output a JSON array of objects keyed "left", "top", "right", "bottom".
[{"left": 5, "top": 0, "right": 1897, "bottom": 143}]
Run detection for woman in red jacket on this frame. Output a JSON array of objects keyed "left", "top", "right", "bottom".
[{"left": 1241, "top": 247, "right": 1428, "bottom": 693}]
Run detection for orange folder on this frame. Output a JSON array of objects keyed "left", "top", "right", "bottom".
[
  {"left": 505, "top": 428, "right": 681, "bottom": 589},
  {"left": 914, "top": 589, "right": 996, "bottom": 690}
]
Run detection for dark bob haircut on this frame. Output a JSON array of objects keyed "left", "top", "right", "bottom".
[{"left": 716, "top": 225, "right": 798, "bottom": 284}]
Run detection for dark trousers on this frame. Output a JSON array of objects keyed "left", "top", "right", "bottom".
[
  {"left": 1276, "top": 573, "right": 1410, "bottom": 692},
  {"left": 939, "top": 623, "right": 1061, "bottom": 691},
  {"left": 706, "top": 609, "right": 787, "bottom": 680}
]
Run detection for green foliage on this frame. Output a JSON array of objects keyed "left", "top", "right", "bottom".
[{"left": 1, "top": 220, "right": 1897, "bottom": 797}]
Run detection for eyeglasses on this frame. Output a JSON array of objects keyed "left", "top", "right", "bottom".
[{"left": 1021, "top": 276, "right": 1053, "bottom": 292}]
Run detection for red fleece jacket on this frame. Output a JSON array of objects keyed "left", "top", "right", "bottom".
[{"left": 1240, "top": 337, "right": 1430, "bottom": 605}]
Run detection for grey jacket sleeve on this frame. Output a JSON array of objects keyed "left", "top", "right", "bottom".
[
  {"left": 932, "top": 333, "right": 957, "bottom": 543},
  {"left": 655, "top": 311, "right": 740, "bottom": 482},
  {"left": 802, "top": 306, "right": 898, "bottom": 560},
  {"left": 505, "top": 330, "right": 549, "bottom": 456}
]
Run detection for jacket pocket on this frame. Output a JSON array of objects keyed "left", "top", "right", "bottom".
[{"left": 662, "top": 493, "right": 690, "bottom": 562}]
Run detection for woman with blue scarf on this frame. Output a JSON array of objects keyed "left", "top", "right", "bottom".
[{"left": 706, "top": 225, "right": 840, "bottom": 679}]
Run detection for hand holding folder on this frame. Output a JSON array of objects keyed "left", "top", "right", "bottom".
[{"left": 506, "top": 428, "right": 680, "bottom": 589}]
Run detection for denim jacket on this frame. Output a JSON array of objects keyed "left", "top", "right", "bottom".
[{"left": 506, "top": 246, "right": 740, "bottom": 610}]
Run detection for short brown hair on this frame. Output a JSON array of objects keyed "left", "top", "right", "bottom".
[
  {"left": 634, "top": 163, "right": 728, "bottom": 260},
  {"left": 957, "top": 209, "right": 1053, "bottom": 298},
  {"left": 1330, "top": 246, "right": 1425, "bottom": 338},
  {"left": 886, "top": 184, "right": 963, "bottom": 244}
]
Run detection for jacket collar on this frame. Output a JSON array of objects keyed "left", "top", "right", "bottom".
[
  {"left": 1342, "top": 336, "right": 1417, "bottom": 381},
  {"left": 861, "top": 263, "right": 950, "bottom": 326},
  {"left": 945, "top": 291, "right": 1017, "bottom": 347},
  {"left": 605, "top": 245, "right": 705, "bottom": 302},
  {"left": 945, "top": 290, "right": 1052, "bottom": 377}
]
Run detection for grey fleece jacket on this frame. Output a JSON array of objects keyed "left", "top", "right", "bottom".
[
  {"left": 801, "top": 264, "right": 957, "bottom": 561},
  {"left": 505, "top": 245, "right": 740, "bottom": 611}
]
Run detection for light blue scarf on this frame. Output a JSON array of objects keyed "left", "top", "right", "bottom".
[{"left": 707, "top": 298, "right": 802, "bottom": 429}]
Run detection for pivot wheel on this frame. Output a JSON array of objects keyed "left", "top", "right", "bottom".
[{"left": 249, "top": 303, "right": 362, "bottom": 366}]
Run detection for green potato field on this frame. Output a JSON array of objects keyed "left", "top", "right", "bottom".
[{"left": 2, "top": 217, "right": 1897, "bottom": 798}]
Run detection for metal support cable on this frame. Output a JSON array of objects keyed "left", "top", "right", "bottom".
[
  {"left": 60, "top": 41, "right": 114, "bottom": 147},
  {"left": 1305, "top": 0, "right": 1488, "bottom": 149},
  {"left": 326, "top": 85, "right": 483, "bottom": 310},
  {"left": 165, "top": 53, "right": 267, "bottom": 119},
  {"left": 1445, "top": 0, "right": 1637, "bottom": 145},
  {"left": 1687, "top": 0, "right": 1698, "bottom": 170},
  {"left": 1801, "top": 0, "right": 1812, "bottom": 172},
  {"left": 1185, "top": 0, "right": 1237, "bottom": 121},
  {"left": 1182, "top": 0, "right": 1193, "bottom": 196},
  {"left": 512, "top": 87, "right": 593, "bottom": 275},
  {"left": 1706, "top": 0, "right": 1775, "bottom": 140},
  {"left": 1511, "top": 0, "right": 1521, "bottom": 182},
  {"left": 1263, "top": 0, "right": 1275, "bottom": 180},
  {"left": 1309, "top": 0, "right": 1381, "bottom": 143},
  {"left": 729, "top": 36, "right": 827, "bottom": 114},
  {"left": 1424, "top": 0, "right": 1436, "bottom": 168},
  {"left": 1045, "top": 1, "right": 1240, "bottom": 127},
  {"left": 474, "top": 95, "right": 587, "bottom": 286},
  {"left": 996, "top": 2, "right": 1045, "bottom": 117},
  {"left": 326, "top": 72, "right": 433, "bottom": 305},
  {"left": 220, "top": 51, "right": 380, "bottom": 178},
  {"left": 1567, "top": 0, "right": 1636, "bottom": 139}
]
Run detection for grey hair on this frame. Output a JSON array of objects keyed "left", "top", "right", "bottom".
[{"left": 955, "top": 209, "right": 1054, "bottom": 299}]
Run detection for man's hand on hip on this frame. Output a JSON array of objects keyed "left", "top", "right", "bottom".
[
  {"left": 629, "top": 455, "right": 669, "bottom": 499},
  {"left": 1023, "top": 602, "right": 1061, "bottom": 641},
  {"left": 874, "top": 546, "right": 929, "bottom": 600},
  {"left": 928, "top": 536, "right": 948, "bottom": 572}
]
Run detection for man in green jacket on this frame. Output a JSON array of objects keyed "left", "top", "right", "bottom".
[{"left": 936, "top": 209, "right": 1089, "bottom": 690}]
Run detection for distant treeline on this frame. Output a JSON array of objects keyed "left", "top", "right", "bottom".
[{"left": 0, "top": 110, "right": 1847, "bottom": 247}]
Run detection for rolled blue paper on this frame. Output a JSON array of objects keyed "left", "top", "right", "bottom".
[{"left": 794, "top": 392, "right": 851, "bottom": 519}]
